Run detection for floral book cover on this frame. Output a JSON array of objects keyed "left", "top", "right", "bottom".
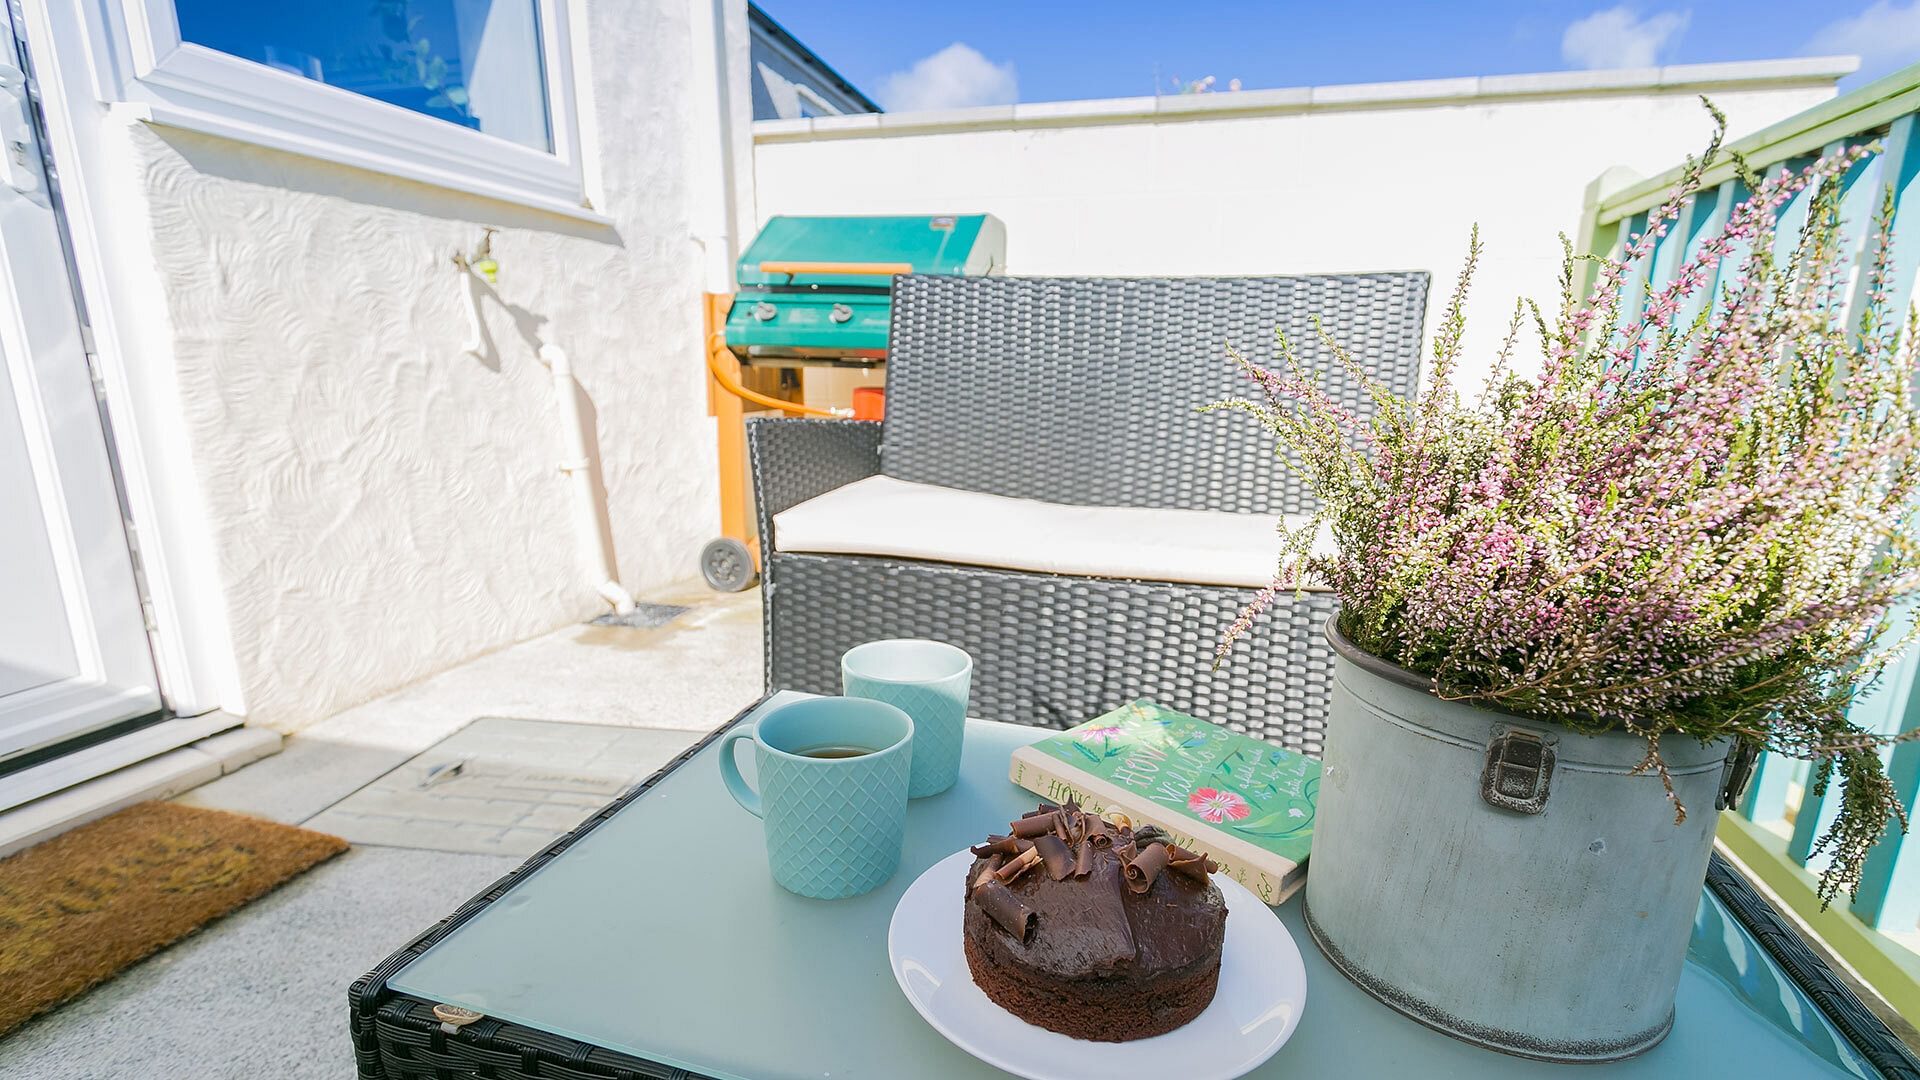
[{"left": 1008, "top": 699, "right": 1319, "bottom": 904}]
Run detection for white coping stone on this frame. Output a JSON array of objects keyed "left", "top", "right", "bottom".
[
  {"left": 1661, "top": 56, "right": 1860, "bottom": 84},
  {"left": 1013, "top": 97, "right": 1157, "bottom": 122},
  {"left": 1157, "top": 85, "right": 1312, "bottom": 114},
  {"left": 753, "top": 57, "right": 1859, "bottom": 142},
  {"left": 807, "top": 111, "right": 881, "bottom": 134},
  {"left": 877, "top": 104, "right": 1017, "bottom": 129},
  {"left": 752, "top": 117, "right": 812, "bottom": 137},
  {"left": 1309, "top": 76, "right": 1481, "bottom": 106}
]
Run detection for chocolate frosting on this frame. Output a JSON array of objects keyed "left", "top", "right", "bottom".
[{"left": 966, "top": 803, "right": 1225, "bottom": 980}]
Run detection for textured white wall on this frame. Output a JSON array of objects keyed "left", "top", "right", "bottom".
[
  {"left": 754, "top": 73, "right": 1840, "bottom": 391},
  {"left": 121, "top": 0, "right": 748, "bottom": 729}
]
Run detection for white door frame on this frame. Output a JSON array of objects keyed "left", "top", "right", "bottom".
[{"left": 14, "top": 0, "right": 241, "bottom": 718}]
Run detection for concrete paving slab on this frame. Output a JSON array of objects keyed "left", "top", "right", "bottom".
[
  {"left": 302, "top": 719, "right": 703, "bottom": 856},
  {"left": 176, "top": 584, "right": 762, "bottom": 828}
]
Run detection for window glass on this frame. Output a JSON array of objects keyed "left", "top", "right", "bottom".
[{"left": 173, "top": 0, "right": 553, "bottom": 153}]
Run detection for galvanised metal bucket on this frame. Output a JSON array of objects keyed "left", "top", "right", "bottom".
[{"left": 1303, "top": 619, "right": 1733, "bottom": 1062}]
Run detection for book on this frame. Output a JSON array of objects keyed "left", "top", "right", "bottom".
[{"left": 1008, "top": 699, "right": 1320, "bottom": 905}]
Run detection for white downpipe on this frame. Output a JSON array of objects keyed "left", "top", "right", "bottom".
[
  {"left": 693, "top": 0, "right": 745, "bottom": 291},
  {"left": 536, "top": 343, "right": 635, "bottom": 615},
  {"left": 460, "top": 269, "right": 488, "bottom": 360}
]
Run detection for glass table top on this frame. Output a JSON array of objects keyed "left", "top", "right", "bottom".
[{"left": 390, "top": 692, "right": 1882, "bottom": 1079}]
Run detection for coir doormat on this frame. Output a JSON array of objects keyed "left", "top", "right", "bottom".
[{"left": 0, "top": 801, "right": 347, "bottom": 1036}]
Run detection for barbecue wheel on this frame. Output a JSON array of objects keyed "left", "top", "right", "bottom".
[{"left": 701, "top": 537, "right": 757, "bottom": 592}]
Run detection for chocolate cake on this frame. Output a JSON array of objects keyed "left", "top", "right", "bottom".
[{"left": 962, "top": 803, "right": 1227, "bottom": 1041}]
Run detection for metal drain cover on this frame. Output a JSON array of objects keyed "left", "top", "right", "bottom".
[{"left": 589, "top": 603, "right": 690, "bottom": 629}]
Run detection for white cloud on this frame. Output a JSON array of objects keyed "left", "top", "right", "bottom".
[
  {"left": 1807, "top": 1, "right": 1920, "bottom": 82},
  {"left": 1561, "top": 6, "right": 1691, "bottom": 69},
  {"left": 878, "top": 43, "right": 1018, "bottom": 113}
]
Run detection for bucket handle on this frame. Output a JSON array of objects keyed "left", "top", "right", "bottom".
[{"left": 1481, "top": 729, "right": 1555, "bottom": 815}]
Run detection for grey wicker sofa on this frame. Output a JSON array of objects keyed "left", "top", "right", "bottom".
[{"left": 748, "top": 272, "right": 1428, "bottom": 753}]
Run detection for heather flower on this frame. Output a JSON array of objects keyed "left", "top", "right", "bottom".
[{"left": 1207, "top": 102, "right": 1920, "bottom": 904}]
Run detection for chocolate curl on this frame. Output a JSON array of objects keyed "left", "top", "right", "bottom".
[
  {"left": 973, "top": 879, "right": 1036, "bottom": 942},
  {"left": 972, "top": 854, "right": 1006, "bottom": 890},
  {"left": 994, "top": 846, "right": 1043, "bottom": 884},
  {"left": 970, "top": 835, "right": 1019, "bottom": 858},
  {"left": 1113, "top": 840, "right": 1137, "bottom": 866},
  {"left": 1073, "top": 840, "right": 1094, "bottom": 878},
  {"left": 1034, "top": 834, "right": 1073, "bottom": 880},
  {"left": 1015, "top": 837, "right": 1035, "bottom": 854},
  {"left": 1084, "top": 816, "right": 1113, "bottom": 847},
  {"left": 1052, "top": 814, "right": 1071, "bottom": 842},
  {"left": 1020, "top": 806, "right": 1056, "bottom": 819},
  {"left": 1124, "top": 842, "right": 1171, "bottom": 894},
  {"left": 1011, "top": 814, "right": 1058, "bottom": 840},
  {"left": 1166, "top": 844, "right": 1217, "bottom": 884}
]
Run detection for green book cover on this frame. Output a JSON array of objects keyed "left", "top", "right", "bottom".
[{"left": 1008, "top": 699, "right": 1320, "bottom": 904}]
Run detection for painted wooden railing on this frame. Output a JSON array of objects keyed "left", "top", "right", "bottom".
[{"left": 1576, "top": 61, "right": 1920, "bottom": 1017}]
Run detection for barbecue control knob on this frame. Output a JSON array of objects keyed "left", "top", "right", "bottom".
[
  {"left": 829, "top": 303, "right": 853, "bottom": 324},
  {"left": 752, "top": 301, "right": 777, "bottom": 322}
]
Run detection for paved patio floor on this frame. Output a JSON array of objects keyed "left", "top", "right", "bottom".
[{"left": 0, "top": 582, "right": 763, "bottom": 1079}]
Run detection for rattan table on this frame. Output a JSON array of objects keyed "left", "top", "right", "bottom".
[{"left": 350, "top": 693, "right": 1920, "bottom": 1080}]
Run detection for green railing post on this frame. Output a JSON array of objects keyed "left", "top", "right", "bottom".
[
  {"left": 1852, "top": 635, "right": 1920, "bottom": 928},
  {"left": 1586, "top": 63, "right": 1920, "bottom": 965}
]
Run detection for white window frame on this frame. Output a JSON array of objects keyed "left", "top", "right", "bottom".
[{"left": 98, "top": 0, "right": 595, "bottom": 220}]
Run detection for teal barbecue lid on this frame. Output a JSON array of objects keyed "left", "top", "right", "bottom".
[{"left": 734, "top": 215, "right": 1005, "bottom": 288}]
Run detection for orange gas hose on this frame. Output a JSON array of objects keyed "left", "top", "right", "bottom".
[{"left": 706, "top": 333, "right": 843, "bottom": 419}]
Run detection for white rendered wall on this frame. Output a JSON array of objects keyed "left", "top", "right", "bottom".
[
  {"left": 754, "top": 63, "right": 1847, "bottom": 391},
  {"left": 106, "top": 0, "right": 752, "bottom": 729}
]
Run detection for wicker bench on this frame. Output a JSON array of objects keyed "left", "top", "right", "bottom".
[{"left": 748, "top": 273, "right": 1429, "bottom": 753}]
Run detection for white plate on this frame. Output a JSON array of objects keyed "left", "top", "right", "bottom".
[{"left": 888, "top": 848, "right": 1306, "bottom": 1080}]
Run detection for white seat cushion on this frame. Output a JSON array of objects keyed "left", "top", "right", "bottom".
[{"left": 771, "top": 475, "right": 1331, "bottom": 590}]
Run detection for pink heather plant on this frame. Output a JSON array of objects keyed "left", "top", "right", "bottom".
[{"left": 1210, "top": 104, "right": 1920, "bottom": 903}]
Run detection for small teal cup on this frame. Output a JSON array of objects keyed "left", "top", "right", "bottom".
[
  {"left": 719, "top": 696, "right": 913, "bottom": 899},
  {"left": 842, "top": 639, "right": 972, "bottom": 798}
]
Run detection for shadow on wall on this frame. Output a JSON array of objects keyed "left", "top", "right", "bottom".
[
  {"left": 458, "top": 272, "right": 621, "bottom": 578},
  {"left": 150, "top": 124, "right": 630, "bottom": 584}
]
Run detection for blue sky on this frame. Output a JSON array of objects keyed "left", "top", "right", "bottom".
[{"left": 760, "top": 1, "right": 1919, "bottom": 110}]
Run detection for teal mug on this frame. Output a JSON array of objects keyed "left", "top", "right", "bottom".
[
  {"left": 842, "top": 639, "right": 972, "bottom": 798},
  {"left": 719, "top": 696, "right": 914, "bottom": 899}
]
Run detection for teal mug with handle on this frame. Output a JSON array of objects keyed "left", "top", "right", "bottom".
[{"left": 719, "top": 696, "right": 914, "bottom": 899}]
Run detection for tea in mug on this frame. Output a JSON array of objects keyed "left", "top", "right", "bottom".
[{"left": 796, "top": 745, "right": 874, "bottom": 759}]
